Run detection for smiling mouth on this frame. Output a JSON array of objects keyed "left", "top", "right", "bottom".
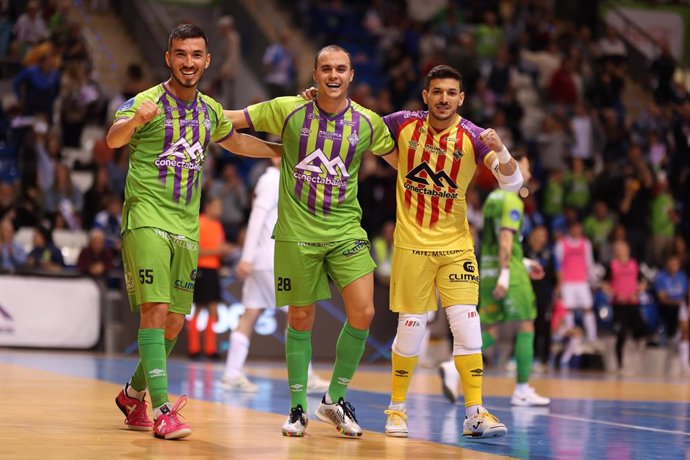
[
  {"left": 181, "top": 69, "right": 196, "bottom": 76},
  {"left": 326, "top": 83, "right": 341, "bottom": 88}
]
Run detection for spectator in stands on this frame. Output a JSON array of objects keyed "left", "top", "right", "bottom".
[
  {"left": 654, "top": 254, "right": 689, "bottom": 374},
  {"left": 13, "top": 51, "right": 61, "bottom": 122},
  {"left": 597, "top": 25, "right": 628, "bottom": 65},
  {"left": 0, "top": 217, "right": 27, "bottom": 271},
  {"left": 44, "top": 163, "right": 83, "bottom": 227},
  {"left": 82, "top": 166, "right": 112, "bottom": 229},
  {"left": 618, "top": 144, "right": 653, "bottom": 261},
  {"left": 649, "top": 40, "right": 677, "bottom": 106},
  {"left": 35, "top": 130, "right": 61, "bottom": 193},
  {"left": 121, "top": 63, "right": 152, "bottom": 101},
  {"left": 76, "top": 227, "right": 113, "bottom": 280},
  {"left": 262, "top": 31, "right": 296, "bottom": 98},
  {"left": 583, "top": 200, "right": 615, "bottom": 261},
  {"left": 26, "top": 224, "right": 64, "bottom": 271},
  {"left": 603, "top": 240, "right": 647, "bottom": 375},
  {"left": 210, "top": 163, "right": 247, "bottom": 243},
  {"left": 61, "top": 21, "right": 91, "bottom": 69},
  {"left": 650, "top": 172, "right": 677, "bottom": 266},
  {"left": 92, "top": 194, "right": 122, "bottom": 251},
  {"left": 213, "top": 15, "right": 240, "bottom": 108},
  {"left": 59, "top": 60, "right": 106, "bottom": 147},
  {"left": 12, "top": 0, "right": 48, "bottom": 56},
  {"left": 564, "top": 158, "right": 591, "bottom": 218}
]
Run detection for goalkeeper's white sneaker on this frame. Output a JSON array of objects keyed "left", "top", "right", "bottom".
[{"left": 511, "top": 385, "right": 551, "bottom": 407}]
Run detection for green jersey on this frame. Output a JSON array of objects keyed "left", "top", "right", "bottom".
[
  {"left": 479, "top": 189, "right": 535, "bottom": 323},
  {"left": 244, "top": 96, "right": 394, "bottom": 242},
  {"left": 480, "top": 189, "right": 525, "bottom": 273},
  {"left": 115, "top": 84, "right": 234, "bottom": 241}
]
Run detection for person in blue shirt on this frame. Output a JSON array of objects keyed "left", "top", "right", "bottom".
[
  {"left": 0, "top": 218, "right": 27, "bottom": 271},
  {"left": 26, "top": 225, "right": 64, "bottom": 272},
  {"left": 654, "top": 254, "right": 689, "bottom": 373}
]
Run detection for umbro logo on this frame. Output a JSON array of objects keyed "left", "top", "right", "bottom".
[
  {"left": 337, "top": 377, "right": 350, "bottom": 385},
  {"left": 394, "top": 370, "right": 409, "bottom": 378},
  {"left": 290, "top": 384, "right": 304, "bottom": 391},
  {"left": 149, "top": 368, "right": 166, "bottom": 378},
  {"left": 470, "top": 368, "right": 483, "bottom": 377}
]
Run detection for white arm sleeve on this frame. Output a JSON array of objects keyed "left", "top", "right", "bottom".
[{"left": 490, "top": 157, "right": 524, "bottom": 193}]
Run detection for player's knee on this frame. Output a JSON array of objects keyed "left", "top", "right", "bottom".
[
  {"left": 391, "top": 313, "right": 427, "bottom": 357},
  {"left": 348, "top": 304, "right": 375, "bottom": 329},
  {"left": 288, "top": 306, "right": 315, "bottom": 330},
  {"left": 446, "top": 304, "right": 482, "bottom": 355}
]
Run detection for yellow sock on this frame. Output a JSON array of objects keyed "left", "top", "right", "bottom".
[
  {"left": 390, "top": 352, "right": 418, "bottom": 404},
  {"left": 454, "top": 354, "right": 483, "bottom": 407}
]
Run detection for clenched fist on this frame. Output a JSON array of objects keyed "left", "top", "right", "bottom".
[
  {"left": 479, "top": 128, "right": 504, "bottom": 153},
  {"left": 133, "top": 100, "right": 161, "bottom": 127}
]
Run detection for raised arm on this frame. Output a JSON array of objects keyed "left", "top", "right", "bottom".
[
  {"left": 218, "top": 132, "right": 281, "bottom": 158},
  {"left": 106, "top": 100, "right": 160, "bottom": 148}
]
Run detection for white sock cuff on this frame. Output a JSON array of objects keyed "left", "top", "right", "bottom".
[{"left": 231, "top": 331, "right": 250, "bottom": 346}]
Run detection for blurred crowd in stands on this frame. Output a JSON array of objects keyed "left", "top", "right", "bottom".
[{"left": 0, "top": 0, "right": 689, "bottom": 371}]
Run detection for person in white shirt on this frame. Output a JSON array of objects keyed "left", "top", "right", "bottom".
[{"left": 221, "top": 158, "right": 328, "bottom": 393}]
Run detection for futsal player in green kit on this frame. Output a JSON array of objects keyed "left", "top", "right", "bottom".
[
  {"left": 106, "top": 24, "right": 278, "bottom": 440},
  {"left": 478, "top": 156, "right": 550, "bottom": 406},
  {"left": 225, "top": 45, "right": 396, "bottom": 437}
]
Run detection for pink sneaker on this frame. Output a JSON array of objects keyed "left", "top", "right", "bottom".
[
  {"left": 115, "top": 385, "right": 153, "bottom": 431},
  {"left": 153, "top": 396, "right": 192, "bottom": 440}
]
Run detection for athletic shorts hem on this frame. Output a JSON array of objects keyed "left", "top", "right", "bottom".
[
  {"left": 279, "top": 295, "right": 331, "bottom": 307},
  {"left": 336, "top": 268, "right": 375, "bottom": 291},
  {"left": 129, "top": 297, "right": 172, "bottom": 312}
]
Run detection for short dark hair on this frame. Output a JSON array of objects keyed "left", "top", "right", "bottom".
[
  {"left": 168, "top": 23, "right": 208, "bottom": 51},
  {"left": 314, "top": 45, "right": 353, "bottom": 70},
  {"left": 425, "top": 65, "right": 463, "bottom": 90}
]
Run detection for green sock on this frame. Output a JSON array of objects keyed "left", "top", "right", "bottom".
[
  {"left": 515, "top": 332, "right": 535, "bottom": 384},
  {"left": 138, "top": 328, "right": 168, "bottom": 408},
  {"left": 130, "top": 337, "right": 177, "bottom": 392},
  {"left": 328, "top": 323, "right": 368, "bottom": 402},
  {"left": 481, "top": 331, "right": 496, "bottom": 350},
  {"left": 286, "top": 327, "right": 311, "bottom": 409}
]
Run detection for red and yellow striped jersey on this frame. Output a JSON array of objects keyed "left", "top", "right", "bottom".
[{"left": 383, "top": 111, "right": 494, "bottom": 251}]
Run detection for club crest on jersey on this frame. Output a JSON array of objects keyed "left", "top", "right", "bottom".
[
  {"left": 347, "top": 132, "right": 359, "bottom": 146},
  {"left": 453, "top": 148, "right": 464, "bottom": 160}
]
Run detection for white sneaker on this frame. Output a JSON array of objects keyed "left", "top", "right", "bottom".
[
  {"left": 511, "top": 385, "right": 550, "bottom": 406},
  {"left": 462, "top": 408, "right": 507, "bottom": 438},
  {"left": 315, "top": 396, "right": 362, "bottom": 437},
  {"left": 282, "top": 405, "right": 308, "bottom": 437},
  {"left": 220, "top": 375, "right": 259, "bottom": 393},
  {"left": 438, "top": 360, "right": 459, "bottom": 404},
  {"left": 384, "top": 408, "right": 408, "bottom": 437},
  {"left": 306, "top": 374, "right": 329, "bottom": 394}
]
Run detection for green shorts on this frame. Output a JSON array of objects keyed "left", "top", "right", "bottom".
[
  {"left": 274, "top": 239, "right": 376, "bottom": 306},
  {"left": 479, "top": 263, "right": 536, "bottom": 326},
  {"left": 122, "top": 227, "right": 199, "bottom": 315}
]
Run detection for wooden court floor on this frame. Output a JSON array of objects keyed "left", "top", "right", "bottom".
[{"left": 1, "top": 349, "right": 689, "bottom": 459}]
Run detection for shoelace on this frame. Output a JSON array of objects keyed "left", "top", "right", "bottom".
[
  {"left": 289, "top": 405, "right": 305, "bottom": 424},
  {"left": 338, "top": 399, "right": 359, "bottom": 423},
  {"left": 165, "top": 395, "right": 188, "bottom": 423},
  {"left": 384, "top": 409, "right": 407, "bottom": 422}
]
